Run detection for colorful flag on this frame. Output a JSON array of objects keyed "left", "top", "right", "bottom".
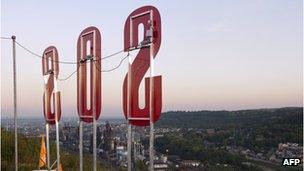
[{"left": 38, "top": 135, "right": 47, "bottom": 168}]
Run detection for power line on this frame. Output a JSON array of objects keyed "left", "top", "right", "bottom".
[
  {"left": 100, "top": 50, "right": 124, "bottom": 60},
  {"left": 1, "top": 37, "right": 12, "bottom": 40},
  {"left": 1, "top": 37, "right": 142, "bottom": 81},
  {"left": 15, "top": 41, "right": 79, "bottom": 64},
  {"left": 58, "top": 53, "right": 129, "bottom": 81},
  {"left": 57, "top": 65, "right": 81, "bottom": 81},
  {"left": 95, "top": 53, "right": 129, "bottom": 72},
  {"left": 13, "top": 40, "right": 125, "bottom": 64}
]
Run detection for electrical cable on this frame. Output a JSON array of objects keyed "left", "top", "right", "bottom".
[
  {"left": 15, "top": 41, "right": 79, "bottom": 64},
  {"left": 95, "top": 52, "right": 129, "bottom": 72},
  {"left": 0, "top": 37, "right": 12, "bottom": 40},
  {"left": 14, "top": 40, "right": 125, "bottom": 64},
  {"left": 57, "top": 65, "right": 81, "bottom": 81},
  {"left": 99, "top": 50, "right": 124, "bottom": 60},
  {"left": 58, "top": 52, "right": 129, "bottom": 81},
  {"left": 1, "top": 37, "right": 150, "bottom": 81}
]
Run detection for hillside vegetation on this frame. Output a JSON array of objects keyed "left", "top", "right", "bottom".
[
  {"left": 1, "top": 129, "right": 108, "bottom": 171},
  {"left": 157, "top": 107, "right": 302, "bottom": 130}
]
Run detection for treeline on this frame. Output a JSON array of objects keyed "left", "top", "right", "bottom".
[
  {"left": 155, "top": 107, "right": 303, "bottom": 152},
  {"left": 156, "top": 107, "right": 303, "bottom": 129}
]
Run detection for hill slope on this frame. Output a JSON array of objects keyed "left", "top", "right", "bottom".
[
  {"left": 1, "top": 129, "right": 108, "bottom": 170},
  {"left": 156, "top": 107, "right": 303, "bottom": 129}
]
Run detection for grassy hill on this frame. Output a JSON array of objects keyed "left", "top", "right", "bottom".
[{"left": 1, "top": 129, "right": 109, "bottom": 171}]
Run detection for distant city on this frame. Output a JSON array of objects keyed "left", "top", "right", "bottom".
[
  {"left": 2, "top": 117, "right": 172, "bottom": 169},
  {"left": 1, "top": 107, "right": 303, "bottom": 170}
]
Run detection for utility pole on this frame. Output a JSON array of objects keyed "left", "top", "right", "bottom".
[{"left": 12, "top": 35, "right": 18, "bottom": 171}]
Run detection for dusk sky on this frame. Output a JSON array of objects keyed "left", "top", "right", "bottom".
[{"left": 1, "top": 0, "right": 303, "bottom": 118}]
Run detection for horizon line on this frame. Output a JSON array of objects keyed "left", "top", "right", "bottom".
[{"left": 1, "top": 106, "right": 302, "bottom": 119}]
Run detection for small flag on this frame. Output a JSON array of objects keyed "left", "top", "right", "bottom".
[{"left": 39, "top": 135, "right": 47, "bottom": 168}]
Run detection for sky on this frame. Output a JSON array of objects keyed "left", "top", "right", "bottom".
[{"left": 1, "top": 0, "right": 303, "bottom": 118}]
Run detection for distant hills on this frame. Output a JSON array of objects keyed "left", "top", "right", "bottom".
[
  {"left": 154, "top": 107, "right": 302, "bottom": 171},
  {"left": 156, "top": 107, "right": 303, "bottom": 129}
]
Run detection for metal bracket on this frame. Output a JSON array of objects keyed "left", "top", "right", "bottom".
[{"left": 80, "top": 55, "right": 95, "bottom": 63}]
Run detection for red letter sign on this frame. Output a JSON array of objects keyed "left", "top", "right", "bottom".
[
  {"left": 77, "top": 26, "right": 102, "bottom": 123},
  {"left": 123, "top": 6, "right": 162, "bottom": 126},
  {"left": 42, "top": 46, "right": 61, "bottom": 125}
]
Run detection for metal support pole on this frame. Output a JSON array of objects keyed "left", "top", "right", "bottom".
[
  {"left": 79, "top": 120, "right": 83, "bottom": 171},
  {"left": 46, "top": 123, "right": 50, "bottom": 171},
  {"left": 127, "top": 125, "right": 132, "bottom": 171},
  {"left": 127, "top": 17, "right": 133, "bottom": 171},
  {"left": 133, "top": 132, "right": 136, "bottom": 159},
  {"left": 92, "top": 32, "right": 97, "bottom": 171},
  {"left": 149, "top": 11, "right": 155, "bottom": 171},
  {"left": 55, "top": 121, "right": 60, "bottom": 170},
  {"left": 132, "top": 127, "right": 135, "bottom": 167},
  {"left": 12, "top": 35, "right": 18, "bottom": 171},
  {"left": 93, "top": 116, "right": 97, "bottom": 171},
  {"left": 54, "top": 78, "right": 60, "bottom": 170},
  {"left": 127, "top": 57, "right": 132, "bottom": 171}
]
